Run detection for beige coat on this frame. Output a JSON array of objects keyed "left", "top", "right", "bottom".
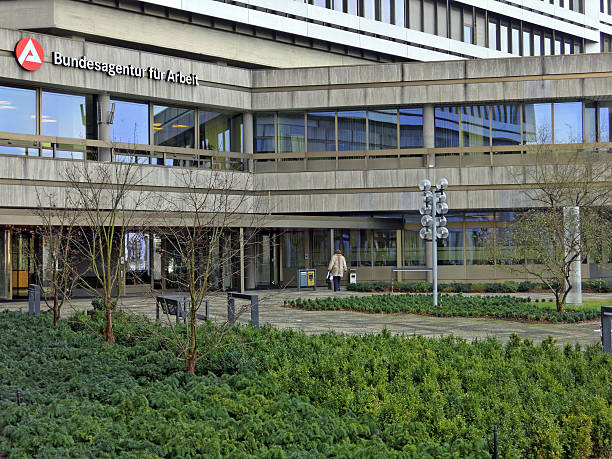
[{"left": 328, "top": 254, "right": 348, "bottom": 277}]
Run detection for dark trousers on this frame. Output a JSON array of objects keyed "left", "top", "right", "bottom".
[{"left": 333, "top": 276, "right": 341, "bottom": 291}]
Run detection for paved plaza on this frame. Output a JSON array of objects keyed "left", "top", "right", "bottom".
[{"left": 1, "top": 289, "right": 609, "bottom": 346}]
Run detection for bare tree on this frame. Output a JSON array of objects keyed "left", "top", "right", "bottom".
[
  {"left": 63, "top": 160, "right": 149, "bottom": 343},
  {"left": 33, "top": 190, "right": 79, "bottom": 327},
  {"left": 498, "top": 144, "right": 612, "bottom": 311},
  {"left": 154, "top": 166, "right": 262, "bottom": 373}
]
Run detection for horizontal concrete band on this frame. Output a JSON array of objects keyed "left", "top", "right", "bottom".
[{"left": 2, "top": 27, "right": 612, "bottom": 111}]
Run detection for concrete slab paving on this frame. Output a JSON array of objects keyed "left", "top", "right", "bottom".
[{"left": 0, "top": 289, "right": 607, "bottom": 347}]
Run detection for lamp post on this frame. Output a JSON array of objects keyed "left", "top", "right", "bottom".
[{"left": 419, "top": 178, "right": 449, "bottom": 306}]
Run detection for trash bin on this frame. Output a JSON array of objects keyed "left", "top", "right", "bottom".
[{"left": 349, "top": 270, "right": 357, "bottom": 284}]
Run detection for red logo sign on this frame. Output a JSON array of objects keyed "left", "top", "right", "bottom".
[{"left": 15, "top": 38, "right": 44, "bottom": 71}]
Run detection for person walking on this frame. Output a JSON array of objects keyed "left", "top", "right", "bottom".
[{"left": 327, "top": 249, "right": 347, "bottom": 292}]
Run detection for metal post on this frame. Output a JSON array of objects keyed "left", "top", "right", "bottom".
[
  {"left": 28, "top": 284, "right": 40, "bottom": 317},
  {"left": 228, "top": 297, "right": 235, "bottom": 325},
  {"left": 251, "top": 296, "right": 259, "bottom": 328},
  {"left": 493, "top": 425, "right": 498, "bottom": 459},
  {"left": 602, "top": 307, "right": 612, "bottom": 352},
  {"left": 432, "top": 193, "right": 438, "bottom": 307}
]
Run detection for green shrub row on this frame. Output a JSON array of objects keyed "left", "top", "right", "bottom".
[
  {"left": 1, "top": 311, "right": 611, "bottom": 458},
  {"left": 286, "top": 294, "right": 600, "bottom": 322},
  {"left": 347, "top": 280, "right": 542, "bottom": 293},
  {"left": 348, "top": 279, "right": 612, "bottom": 294}
]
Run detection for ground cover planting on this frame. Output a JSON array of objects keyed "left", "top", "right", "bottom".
[
  {"left": 284, "top": 294, "right": 601, "bottom": 322},
  {"left": 1, "top": 310, "right": 612, "bottom": 457}
]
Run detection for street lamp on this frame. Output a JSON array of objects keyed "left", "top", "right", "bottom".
[{"left": 419, "top": 178, "right": 449, "bottom": 306}]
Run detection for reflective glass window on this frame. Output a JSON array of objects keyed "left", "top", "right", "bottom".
[
  {"left": 337, "top": 110, "right": 366, "bottom": 151},
  {"left": 277, "top": 113, "right": 305, "bottom": 153},
  {"left": 404, "top": 229, "right": 425, "bottom": 266},
  {"left": 347, "top": 0, "right": 358, "bottom": 14},
  {"left": 584, "top": 102, "right": 597, "bottom": 143},
  {"left": 393, "top": 0, "right": 405, "bottom": 26},
  {"left": 523, "top": 30, "right": 531, "bottom": 55},
  {"left": 435, "top": 106, "right": 460, "bottom": 148},
  {"left": 368, "top": 109, "right": 397, "bottom": 150},
  {"left": 488, "top": 21, "right": 498, "bottom": 50},
  {"left": 334, "top": 230, "right": 370, "bottom": 267},
  {"left": 282, "top": 231, "right": 305, "bottom": 269},
  {"left": 363, "top": 0, "right": 375, "bottom": 18},
  {"left": 599, "top": 102, "right": 612, "bottom": 142},
  {"left": 464, "top": 25, "right": 473, "bottom": 44},
  {"left": 42, "top": 92, "right": 90, "bottom": 139},
  {"left": 333, "top": 0, "right": 343, "bottom": 11},
  {"left": 462, "top": 106, "right": 490, "bottom": 147},
  {"left": 491, "top": 104, "right": 521, "bottom": 145},
  {"left": 465, "top": 227, "right": 494, "bottom": 265},
  {"left": 153, "top": 105, "right": 195, "bottom": 148},
  {"left": 373, "top": 231, "right": 396, "bottom": 266},
  {"left": 255, "top": 113, "right": 275, "bottom": 154},
  {"left": 565, "top": 42, "right": 572, "bottom": 54},
  {"left": 437, "top": 228, "right": 464, "bottom": 265},
  {"left": 500, "top": 24, "right": 509, "bottom": 53},
  {"left": 533, "top": 33, "right": 541, "bottom": 56},
  {"left": 380, "top": 0, "right": 392, "bottom": 23},
  {"left": 110, "top": 100, "right": 148, "bottom": 144},
  {"left": 311, "top": 230, "right": 331, "bottom": 267},
  {"left": 555, "top": 39, "right": 562, "bottom": 55},
  {"left": 554, "top": 102, "right": 582, "bottom": 143},
  {"left": 0, "top": 85, "right": 36, "bottom": 135},
  {"left": 511, "top": 28, "right": 520, "bottom": 55},
  {"left": 399, "top": 108, "right": 424, "bottom": 148},
  {"left": 307, "top": 112, "right": 335, "bottom": 152},
  {"left": 200, "top": 111, "right": 243, "bottom": 152},
  {"left": 544, "top": 36, "right": 552, "bottom": 55},
  {"left": 523, "top": 103, "right": 552, "bottom": 144}
]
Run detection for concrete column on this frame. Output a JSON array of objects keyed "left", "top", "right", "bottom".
[
  {"left": 97, "top": 93, "right": 112, "bottom": 162},
  {"left": 564, "top": 206, "right": 583, "bottom": 305},
  {"left": 244, "top": 230, "right": 256, "bottom": 290},
  {"left": 243, "top": 112, "right": 254, "bottom": 172},
  {"left": 423, "top": 104, "right": 435, "bottom": 167}
]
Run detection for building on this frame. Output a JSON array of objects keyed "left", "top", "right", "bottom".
[{"left": 0, "top": 0, "right": 610, "bottom": 299}]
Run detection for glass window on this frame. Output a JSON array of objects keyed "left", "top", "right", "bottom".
[
  {"left": 399, "top": 108, "right": 424, "bottom": 148},
  {"left": 282, "top": 231, "right": 305, "bottom": 269},
  {"left": 523, "top": 103, "right": 552, "bottom": 144},
  {"left": 368, "top": 109, "right": 397, "bottom": 150},
  {"left": 110, "top": 100, "right": 148, "bottom": 144},
  {"left": 435, "top": 106, "right": 460, "bottom": 148},
  {"left": 0, "top": 85, "right": 36, "bottom": 135},
  {"left": 544, "top": 36, "right": 552, "bottom": 55},
  {"left": 464, "top": 25, "right": 473, "bottom": 44},
  {"left": 438, "top": 228, "right": 463, "bottom": 265},
  {"left": 599, "top": 102, "right": 612, "bottom": 142},
  {"left": 393, "top": 0, "right": 405, "bottom": 26},
  {"left": 153, "top": 105, "right": 195, "bottom": 148},
  {"left": 511, "top": 28, "right": 520, "bottom": 55},
  {"left": 565, "top": 42, "right": 572, "bottom": 54},
  {"left": 334, "top": 230, "right": 371, "bottom": 267},
  {"left": 500, "top": 24, "right": 509, "bottom": 53},
  {"left": 554, "top": 102, "right": 582, "bottom": 143},
  {"left": 491, "top": 105, "right": 521, "bottom": 146},
  {"left": 307, "top": 112, "right": 335, "bottom": 152},
  {"left": 347, "top": 0, "right": 358, "bottom": 14},
  {"left": 584, "top": 102, "right": 597, "bottom": 143},
  {"left": 555, "top": 39, "right": 562, "bottom": 55},
  {"left": 488, "top": 21, "right": 498, "bottom": 50},
  {"left": 200, "top": 111, "right": 243, "bottom": 153},
  {"left": 462, "top": 106, "right": 490, "bottom": 147},
  {"left": 337, "top": 110, "right": 366, "bottom": 151},
  {"left": 333, "top": 0, "right": 343, "bottom": 11},
  {"left": 42, "top": 92, "right": 89, "bottom": 139},
  {"left": 373, "top": 231, "right": 396, "bottom": 266},
  {"left": 380, "top": 0, "right": 392, "bottom": 23},
  {"left": 311, "top": 230, "right": 330, "bottom": 267},
  {"left": 533, "top": 33, "right": 541, "bottom": 56},
  {"left": 277, "top": 113, "right": 305, "bottom": 153},
  {"left": 363, "top": 0, "right": 375, "bottom": 19},
  {"left": 523, "top": 29, "right": 531, "bottom": 56},
  {"left": 404, "top": 230, "right": 425, "bottom": 266},
  {"left": 465, "top": 227, "right": 494, "bottom": 265},
  {"left": 255, "top": 113, "right": 275, "bottom": 154}
]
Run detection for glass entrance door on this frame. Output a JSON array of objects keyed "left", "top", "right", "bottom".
[
  {"left": 255, "top": 233, "right": 271, "bottom": 287},
  {"left": 0, "top": 229, "right": 11, "bottom": 300}
]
